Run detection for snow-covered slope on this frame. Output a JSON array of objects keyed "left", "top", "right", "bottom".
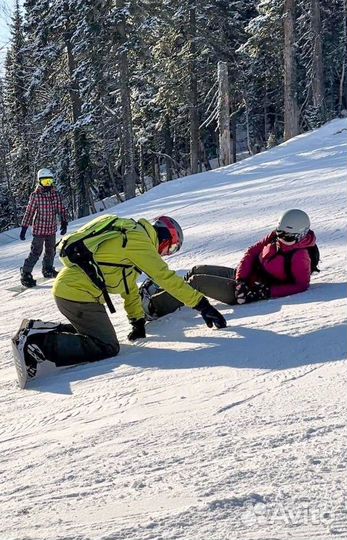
[{"left": 0, "top": 119, "right": 346, "bottom": 540}]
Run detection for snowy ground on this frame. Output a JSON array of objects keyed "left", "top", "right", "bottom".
[{"left": 0, "top": 119, "right": 346, "bottom": 540}]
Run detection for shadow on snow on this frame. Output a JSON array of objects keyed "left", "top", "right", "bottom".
[{"left": 27, "top": 282, "right": 346, "bottom": 395}]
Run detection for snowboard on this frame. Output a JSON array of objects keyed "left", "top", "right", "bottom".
[
  {"left": 11, "top": 319, "right": 59, "bottom": 389},
  {"left": 12, "top": 319, "right": 31, "bottom": 389},
  {"left": 12, "top": 339, "right": 31, "bottom": 389}
]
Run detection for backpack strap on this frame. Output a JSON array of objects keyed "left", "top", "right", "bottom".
[
  {"left": 74, "top": 253, "right": 116, "bottom": 313},
  {"left": 282, "top": 249, "right": 296, "bottom": 284},
  {"left": 98, "top": 261, "right": 142, "bottom": 296}
]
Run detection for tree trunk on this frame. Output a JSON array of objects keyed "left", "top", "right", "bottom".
[
  {"left": 74, "top": 131, "right": 92, "bottom": 217},
  {"left": 138, "top": 144, "right": 146, "bottom": 192},
  {"left": 230, "top": 112, "right": 236, "bottom": 163},
  {"left": 217, "top": 61, "right": 232, "bottom": 166},
  {"left": 264, "top": 83, "right": 270, "bottom": 141},
  {"left": 106, "top": 158, "right": 124, "bottom": 202},
  {"left": 189, "top": 3, "right": 199, "bottom": 174},
  {"left": 115, "top": 0, "right": 138, "bottom": 199},
  {"left": 283, "top": 0, "right": 299, "bottom": 141},
  {"left": 61, "top": 137, "right": 75, "bottom": 217},
  {"left": 311, "top": 0, "right": 325, "bottom": 114},
  {"left": 0, "top": 148, "right": 19, "bottom": 226},
  {"left": 164, "top": 117, "right": 173, "bottom": 181},
  {"left": 151, "top": 154, "right": 160, "bottom": 186},
  {"left": 65, "top": 22, "right": 90, "bottom": 217},
  {"left": 243, "top": 96, "right": 253, "bottom": 155},
  {"left": 199, "top": 139, "right": 212, "bottom": 171}
]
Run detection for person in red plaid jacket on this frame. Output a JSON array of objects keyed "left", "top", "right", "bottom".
[{"left": 20, "top": 168, "right": 68, "bottom": 287}]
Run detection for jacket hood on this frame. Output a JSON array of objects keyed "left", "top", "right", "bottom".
[
  {"left": 296, "top": 229, "right": 316, "bottom": 248},
  {"left": 276, "top": 229, "right": 316, "bottom": 251}
]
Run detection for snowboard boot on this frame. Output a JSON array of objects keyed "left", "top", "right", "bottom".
[
  {"left": 42, "top": 267, "right": 59, "bottom": 279},
  {"left": 20, "top": 268, "right": 36, "bottom": 288}
]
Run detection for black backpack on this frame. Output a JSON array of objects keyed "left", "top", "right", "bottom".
[
  {"left": 284, "top": 244, "right": 320, "bottom": 283},
  {"left": 58, "top": 215, "right": 139, "bottom": 313}
]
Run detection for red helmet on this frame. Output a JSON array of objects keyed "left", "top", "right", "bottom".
[{"left": 153, "top": 216, "right": 184, "bottom": 256}]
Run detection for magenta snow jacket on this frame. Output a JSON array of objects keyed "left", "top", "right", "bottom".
[
  {"left": 235, "top": 230, "right": 317, "bottom": 298},
  {"left": 21, "top": 186, "right": 68, "bottom": 236}
]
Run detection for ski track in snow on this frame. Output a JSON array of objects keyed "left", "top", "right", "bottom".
[{"left": 0, "top": 119, "right": 346, "bottom": 539}]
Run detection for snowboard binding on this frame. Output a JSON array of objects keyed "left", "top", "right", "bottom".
[
  {"left": 42, "top": 267, "right": 59, "bottom": 279},
  {"left": 20, "top": 268, "right": 36, "bottom": 288}
]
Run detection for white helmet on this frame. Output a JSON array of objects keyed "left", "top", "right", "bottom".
[
  {"left": 277, "top": 209, "right": 310, "bottom": 242},
  {"left": 37, "top": 168, "right": 54, "bottom": 181},
  {"left": 37, "top": 168, "right": 54, "bottom": 188}
]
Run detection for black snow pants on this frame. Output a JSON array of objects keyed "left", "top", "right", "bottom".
[
  {"left": 22, "top": 234, "right": 56, "bottom": 273},
  {"left": 147, "top": 265, "right": 236, "bottom": 318}
]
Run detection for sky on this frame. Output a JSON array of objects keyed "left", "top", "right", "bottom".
[{"left": 0, "top": 0, "right": 14, "bottom": 70}]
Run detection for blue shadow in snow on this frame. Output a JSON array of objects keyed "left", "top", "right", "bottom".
[{"left": 25, "top": 282, "right": 346, "bottom": 394}]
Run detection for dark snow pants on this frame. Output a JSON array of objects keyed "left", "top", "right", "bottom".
[
  {"left": 188, "top": 265, "right": 236, "bottom": 304},
  {"left": 27, "top": 298, "right": 120, "bottom": 367},
  {"left": 148, "top": 265, "right": 236, "bottom": 318},
  {"left": 22, "top": 234, "right": 56, "bottom": 273}
]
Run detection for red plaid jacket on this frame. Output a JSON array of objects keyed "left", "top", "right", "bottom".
[{"left": 21, "top": 186, "right": 68, "bottom": 236}]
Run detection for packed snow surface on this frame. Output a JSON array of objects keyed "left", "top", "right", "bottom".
[{"left": 0, "top": 119, "right": 346, "bottom": 540}]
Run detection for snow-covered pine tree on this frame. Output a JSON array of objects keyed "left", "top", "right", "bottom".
[
  {"left": 0, "top": 79, "right": 20, "bottom": 230},
  {"left": 283, "top": 0, "right": 299, "bottom": 140},
  {"left": 3, "top": 0, "right": 33, "bottom": 204},
  {"left": 0, "top": 0, "right": 344, "bottom": 231},
  {"left": 238, "top": 0, "right": 284, "bottom": 148}
]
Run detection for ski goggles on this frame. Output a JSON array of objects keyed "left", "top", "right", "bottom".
[
  {"left": 276, "top": 229, "right": 301, "bottom": 243},
  {"left": 40, "top": 178, "right": 54, "bottom": 187},
  {"left": 158, "top": 239, "right": 180, "bottom": 256},
  {"left": 157, "top": 225, "right": 181, "bottom": 256}
]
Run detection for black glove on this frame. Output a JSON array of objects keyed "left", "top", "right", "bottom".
[
  {"left": 235, "top": 281, "right": 270, "bottom": 304},
  {"left": 194, "top": 297, "right": 227, "bottom": 329},
  {"left": 60, "top": 221, "right": 68, "bottom": 235},
  {"left": 234, "top": 280, "right": 249, "bottom": 304},
  {"left": 19, "top": 226, "right": 27, "bottom": 241},
  {"left": 128, "top": 318, "right": 146, "bottom": 341}
]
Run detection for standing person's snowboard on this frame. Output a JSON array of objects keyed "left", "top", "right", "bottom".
[{"left": 7, "top": 277, "right": 54, "bottom": 297}]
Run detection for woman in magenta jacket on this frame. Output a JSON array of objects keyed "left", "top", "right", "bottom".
[{"left": 187, "top": 209, "right": 318, "bottom": 305}]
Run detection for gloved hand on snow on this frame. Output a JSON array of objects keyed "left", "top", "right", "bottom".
[
  {"left": 19, "top": 226, "right": 27, "bottom": 241},
  {"left": 235, "top": 281, "right": 270, "bottom": 304},
  {"left": 194, "top": 297, "right": 227, "bottom": 329},
  {"left": 128, "top": 318, "right": 146, "bottom": 341}
]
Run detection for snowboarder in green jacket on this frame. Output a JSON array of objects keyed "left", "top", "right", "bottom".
[{"left": 12, "top": 215, "right": 226, "bottom": 381}]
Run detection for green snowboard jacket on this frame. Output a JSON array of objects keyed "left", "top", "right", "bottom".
[{"left": 53, "top": 217, "right": 203, "bottom": 321}]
